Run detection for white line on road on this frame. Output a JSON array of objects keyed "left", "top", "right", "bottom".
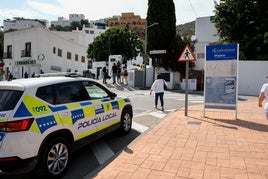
[{"left": 132, "top": 121, "right": 149, "bottom": 133}]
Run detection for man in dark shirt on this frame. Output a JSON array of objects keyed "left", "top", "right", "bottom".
[{"left": 112, "top": 63, "right": 117, "bottom": 84}]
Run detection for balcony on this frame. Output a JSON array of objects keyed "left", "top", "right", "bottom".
[
  {"left": 3, "top": 52, "right": 12, "bottom": 59},
  {"left": 21, "top": 50, "right": 31, "bottom": 57}
]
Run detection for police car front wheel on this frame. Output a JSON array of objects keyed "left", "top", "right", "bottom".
[{"left": 119, "top": 108, "right": 132, "bottom": 134}]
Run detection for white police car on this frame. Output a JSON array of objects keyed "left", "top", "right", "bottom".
[{"left": 0, "top": 75, "right": 132, "bottom": 177}]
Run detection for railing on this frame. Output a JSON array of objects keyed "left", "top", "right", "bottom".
[
  {"left": 3, "top": 52, "right": 12, "bottom": 59},
  {"left": 21, "top": 50, "right": 31, "bottom": 57}
]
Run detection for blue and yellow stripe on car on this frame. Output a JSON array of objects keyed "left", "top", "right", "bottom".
[{"left": 13, "top": 94, "right": 130, "bottom": 135}]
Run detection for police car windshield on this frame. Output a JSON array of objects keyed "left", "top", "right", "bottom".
[{"left": 0, "top": 90, "right": 23, "bottom": 111}]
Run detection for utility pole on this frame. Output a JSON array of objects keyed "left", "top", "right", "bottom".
[{"left": 143, "top": 22, "right": 159, "bottom": 88}]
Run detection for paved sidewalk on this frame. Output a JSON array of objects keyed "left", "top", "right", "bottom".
[{"left": 91, "top": 98, "right": 268, "bottom": 179}]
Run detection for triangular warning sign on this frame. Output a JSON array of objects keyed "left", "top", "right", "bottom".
[{"left": 178, "top": 44, "right": 196, "bottom": 62}]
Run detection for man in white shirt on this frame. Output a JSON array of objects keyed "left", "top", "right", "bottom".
[{"left": 258, "top": 76, "right": 268, "bottom": 120}]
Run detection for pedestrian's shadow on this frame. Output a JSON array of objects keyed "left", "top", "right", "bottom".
[
  {"left": 126, "top": 85, "right": 135, "bottom": 91},
  {"left": 205, "top": 117, "right": 268, "bottom": 132},
  {"left": 114, "top": 83, "right": 124, "bottom": 91},
  {"left": 106, "top": 83, "right": 135, "bottom": 92}
]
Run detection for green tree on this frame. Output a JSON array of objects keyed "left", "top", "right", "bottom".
[
  {"left": 214, "top": 0, "right": 268, "bottom": 60},
  {"left": 81, "top": 19, "right": 89, "bottom": 27},
  {"left": 146, "top": 0, "right": 178, "bottom": 71},
  {"left": 70, "top": 21, "right": 82, "bottom": 30},
  {"left": 87, "top": 27, "right": 143, "bottom": 62},
  {"left": 0, "top": 31, "right": 3, "bottom": 59}
]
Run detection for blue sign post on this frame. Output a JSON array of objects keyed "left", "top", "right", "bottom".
[{"left": 204, "top": 44, "right": 239, "bottom": 119}]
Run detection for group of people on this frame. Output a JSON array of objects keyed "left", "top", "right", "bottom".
[
  {"left": 7, "top": 69, "right": 45, "bottom": 81},
  {"left": 102, "top": 62, "right": 128, "bottom": 85}
]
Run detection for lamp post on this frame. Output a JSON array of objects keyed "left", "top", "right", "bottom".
[{"left": 143, "top": 22, "right": 159, "bottom": 88}]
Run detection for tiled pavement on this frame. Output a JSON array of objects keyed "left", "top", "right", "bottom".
[{"left": 92, "top": 98, "right": 268, "bottom": 179}]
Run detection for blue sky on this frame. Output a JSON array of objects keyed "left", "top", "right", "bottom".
[{"left": 0, "top": 0, "right": 219, "bottom": 26}]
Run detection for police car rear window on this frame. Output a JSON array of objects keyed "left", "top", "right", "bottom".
[
  {"left": 36, "top": 81, "right": 90, "bottom": 105},
  {"left": 0, "top": 90, "right": 23, "bottom": 111}
]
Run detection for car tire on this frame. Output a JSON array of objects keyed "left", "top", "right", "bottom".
[
  {"left": 119, "top": 108, "right": 132, "bottom": 134},
  {"left": 35, "top": 137, "right": 71, "bottom": 178}
]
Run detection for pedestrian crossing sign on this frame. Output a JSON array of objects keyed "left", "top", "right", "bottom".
[{"left": 178, "top": 44, "right": 196, "bottom": 62}]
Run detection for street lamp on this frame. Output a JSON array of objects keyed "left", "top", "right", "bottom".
[{"left": 143, "top": 22, "right": 159, "bottom": 88}]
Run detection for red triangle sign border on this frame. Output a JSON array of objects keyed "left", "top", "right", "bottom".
[{"left": 178, "top": 44, "right": 196, "bottom": 62}]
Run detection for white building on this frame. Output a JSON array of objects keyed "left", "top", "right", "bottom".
[
  {"left": 194, "top": 16, "right": 219, "bottom": 71},
  {"left": 51, "top": 14, "right": 86, "bottom": 27},
  {"left": 3, "top": 26, "right": 88, "bottom": 79},
  {"left": 53, "top": 24, "right": 106, "bottom": 47},
  {"left": 3, "top": 17, "right": 49, "bottom": 32}
]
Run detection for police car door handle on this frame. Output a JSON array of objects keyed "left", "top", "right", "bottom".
[{"left": 59, "top": 111, "right": 71, "bottom": 117}]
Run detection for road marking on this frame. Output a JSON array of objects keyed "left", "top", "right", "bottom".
[
  {"left": 164, "top": 95, "right": 204, "bottom": 103},
  {"left": 175, "top": 99, "right": 204, "bottom": 103},
  {"left": 149, "top": 111, "right": 167, "bottom": 118},
  {"left": 90, "top": 140, "right": 114, "bottom": 165},
  {"left": 132, "top": 121, "right": 149, "bottom": 133},
  {"left": 148, "top": 109, "right": 175, "bottom": 118},
  {"left": 133, "top": 108, "right": 152, "bottom": 117}
]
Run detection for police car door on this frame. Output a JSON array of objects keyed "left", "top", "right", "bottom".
[
  {"left": 54, "top": 81, "right": 98, "bottom": 141},
  {"left": 82, "top": 81, "right": 120, "bottom": 135}
]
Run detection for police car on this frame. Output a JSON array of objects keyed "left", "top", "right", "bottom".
[{"left": 0, "top": 74, "right": 132, "bottom": 177}]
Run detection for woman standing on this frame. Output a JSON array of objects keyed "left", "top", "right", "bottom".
[
  {"left": 150, "top": 73, "right": 168, "bottom": 111},
  {"left": 122, "top": 67, "right": 128, "bottom": 85}
]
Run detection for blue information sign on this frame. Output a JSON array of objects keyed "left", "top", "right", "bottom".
[
  {"left": 206, "top": 44, "right": 238, "bottom": 60},
  {"left": 205, "top": 77, "right": 237, "bottom": 110}
]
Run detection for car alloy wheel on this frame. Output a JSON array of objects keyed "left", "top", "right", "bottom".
[{"left": 47, "top": 142, "right": 69, "bottom": 175}]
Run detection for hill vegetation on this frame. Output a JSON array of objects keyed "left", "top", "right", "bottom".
[{"left": 176, "top": 21, "right": 195, "bottom": 37}]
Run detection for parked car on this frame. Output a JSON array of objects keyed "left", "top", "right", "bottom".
[{"left": 0, "top": 74, "right": 132, "bottom": 177}]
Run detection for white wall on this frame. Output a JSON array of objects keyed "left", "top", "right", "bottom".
[
  {"left": 194, "top": 16, "right": 219, "bottom": 71},
  {"left": 238, "top": 61, "right": 268, "bottom": 96}
]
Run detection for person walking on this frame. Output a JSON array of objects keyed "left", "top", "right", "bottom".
[
  {"left": 150, "top": 73, "right": 168, "bottom": 111},
  {"left": 24, "top": 72, "right": 28, "bottom": 78},
  {"left": 258, "top": 75, "right": 268, "bottom": 120},
  {"left": 122, "top": 67, "right": 128, "bottom": 85},
  {"left": 111, "top": 63, "right": 117, "bottom": 84},
  {"left": 102, "top": 66, "right": 108, "bottom": 84},
  {"left": 116, "top": 63, "right": 122, "bottom": 84},
  {"left": 8, "top": 72, "right": 13, "bottom": 81}
]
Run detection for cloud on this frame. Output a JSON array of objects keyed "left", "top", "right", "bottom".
[
  {"left": 0, "top": 9, "right": 35, "bottom": 20},
  {"left": 26, "top": 0, "right": 67, "bottom": 17}
]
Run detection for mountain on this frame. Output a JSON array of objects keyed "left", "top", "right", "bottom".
[{"left": 176, "top": 21, "right": 195, "bottom": 37}]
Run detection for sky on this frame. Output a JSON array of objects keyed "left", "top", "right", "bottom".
[{"left": 0, "top": 0, "right": 220, "bottom": 27}]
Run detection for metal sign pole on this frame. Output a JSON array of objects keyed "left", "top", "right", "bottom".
[
  {"left": 177, "top": 44, "right": 196, "bottom": 117},
  {"left": 185, "top": 61, "right": 189, "bottom": 116}
]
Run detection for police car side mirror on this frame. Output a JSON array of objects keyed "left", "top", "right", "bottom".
[{"left": 110, "top": 92, "right": 117, "bottom": 100}]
